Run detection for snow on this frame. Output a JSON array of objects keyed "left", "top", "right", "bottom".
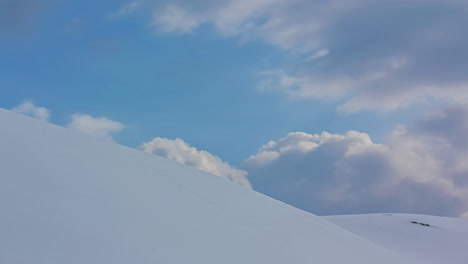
[
  {"left": 0, "top": 108, "right": 431, "bottom": 263},
  {"left": 325, "top": 214, "right": 468, "bottom": 264}
]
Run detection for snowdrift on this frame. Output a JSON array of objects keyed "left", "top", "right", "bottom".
[
  {"left": 325, "top": 214, "right": 468, "bottom": 264},
  {"left": 0, "top": 108, "right": 415, "bottom": 264}
]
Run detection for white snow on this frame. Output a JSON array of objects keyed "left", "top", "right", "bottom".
[
  {"left": 0, "top": 108, "right": 456, "bottom": 263},
  {"left": 325, "top": 213, "right": 468, "bottom": 264}
]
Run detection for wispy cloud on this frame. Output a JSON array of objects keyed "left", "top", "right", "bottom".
[
  {"left": 109, "top": 1, "right": 142, "bottom": 19},
  {"left": 141, "top": 0, "right": 468, "bottom": 112}
]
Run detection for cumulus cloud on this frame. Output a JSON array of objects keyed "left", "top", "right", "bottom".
[
  {"left": 245, "top": 105, "right": 468, "bottom": 217},
  {"left": 141, "top": 137, "right": 251, "bottom": 188},
  {"left": 133, "top": 0, "right": 468, "bottom": 112},
  {"left": 11, "top": 100, "right": 50, "bottom": 121},
  {"left": 67, "top": 114, "right": 124, "bottom": 140}
]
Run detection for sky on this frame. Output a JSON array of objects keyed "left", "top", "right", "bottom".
[{"left": 1, "top": 0, "right": 468, "bottom": 217}]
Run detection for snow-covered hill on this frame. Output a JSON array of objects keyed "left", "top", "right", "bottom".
[
  {"left": 0, "top": 108, "right": 445, "bottom": 263},
  {"left": 325, "top": 214, "right": 468, "bottom": 264}
]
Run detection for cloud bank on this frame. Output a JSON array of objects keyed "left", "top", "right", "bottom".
[
  {"left": 245, "top": 105, "right": 468, "bottom": 217},
  {"left": 141, "top": 137, "right": 251, "bottom": 188},
  {"left": 144, "top": 0, "right": 468, "bottom": 112}
]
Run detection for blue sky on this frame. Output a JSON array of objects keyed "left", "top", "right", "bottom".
[{"left": 2, "top": 0, "right": 468, "bottom": 217}]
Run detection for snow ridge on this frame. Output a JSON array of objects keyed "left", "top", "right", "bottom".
[{"left": 1, "top": 108, "right": 418, "bottom": 264}]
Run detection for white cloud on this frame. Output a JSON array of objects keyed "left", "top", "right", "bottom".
[
  {"left": 258, "top": 70, "right": 354, "bottom": 100},
  {"left": 151, "top": 0, "right": 283, "bottom": 35},
  {"left": 67, "top": 114, "right": 124, "bottom": 140},
  {"left": 141, "top": 137, "right": 251, "bottom": 188},
  {"left": 153, "top": 5, "right": 203, "bottom": 33},
  {"left": 245, "top": 105, "right": 468, "bottom": 217},
  {"left": 139, "top": 0, "right": 468, "bottom": 112},
  {"left": 307, "top": 49, "right": 329, "bottom": 61},
  {"left": 11, "top": 100, "right": 50, "bottom": 121},
  {"left": 109, "top": 1, "right": 142, "bottom": 19}
]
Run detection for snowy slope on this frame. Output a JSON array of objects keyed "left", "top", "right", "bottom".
[
  {"left": 0, "top": 108, "right": 415, "bottom": 264},
  {"left": 325, "top": 214, "right": 468, "bottom": 264}
]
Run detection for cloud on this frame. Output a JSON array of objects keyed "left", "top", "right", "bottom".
[
  {"left": 245, "top": 105, "right": 468, "bottom": 217},
  {"left": 141, "top": 137, "right": 251, "bottom": 188},
  {"left": 11, "top": 100, "right": 50, "bottom": 121},
  {"left": 142, "top": 0, "right": 468, "bottom": 112},
  {"left": 109, "top": 1, "right": 142, "bottom": 19},
  {"left": 307, "top": 49, "right": 329, "bottom": 61},
  {"left": 153, "top": 5, "right": 203, "bottom": 33},
  {"left": 67, "top": 114, "right": 124, "bottom": 140}
]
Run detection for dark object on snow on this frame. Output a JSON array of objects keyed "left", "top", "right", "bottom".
[{"left": 411, "top": 221, "right": 430, "bottom": 227}]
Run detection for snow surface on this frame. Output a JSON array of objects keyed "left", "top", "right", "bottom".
[
  {"left": 325, "top": 214, "right": 468, "bottom": 264},
  {"left": 0, "top": 108, "right": 420, "bottom": 263}
]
